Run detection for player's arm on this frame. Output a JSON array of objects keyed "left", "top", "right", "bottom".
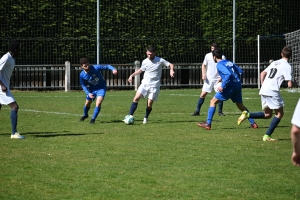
[
  {"left": 128, "top": 69, "right": 143, "bottom": 83},
  {"left": 79, "top": 75, "right": 90, "bottom": 95},
  {"left": 168, "top": 63, "right": 175, "bottom": 78},
  {"left": 291, "top": 124, "right": 300, "bottom": 166},
  {"left": 260, "top": 71, "right": 267, "bottom": 85},
  {"left": 0, "top": 80, "right": 7, "bottom": 92},
  {"left": 201, "top": 63, "right": 207, "bottom": 80}
]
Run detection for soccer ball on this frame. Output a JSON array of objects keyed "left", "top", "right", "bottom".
[{"left": 123, "top": 115, "right": 135, "bottom": 125}]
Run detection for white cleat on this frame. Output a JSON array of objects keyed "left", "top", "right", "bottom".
[
  {"left": 11, "top": 132, "right": 25, "bottom": 139},
  {"left": 143, "top": 118, "right": 148, "bottom": 124}
]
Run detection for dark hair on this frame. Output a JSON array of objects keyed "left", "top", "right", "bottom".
[
  {"left": 212, "top": 49, "right": 223, "bottom": 59},
  {"left": 211, "top": 42, "right": 220, "bottom": 49},
  {"left": 146, "top": 46, "right": 156, "bottom": 52},
  {"left": 281, "top": 46, "right": 292, "bottom": 59},
  {"left": 8, "top": 41, "right": 20, "bottom": 53},
  {"left": 79, "top": 58, "right": 89, "bottom": 65}
]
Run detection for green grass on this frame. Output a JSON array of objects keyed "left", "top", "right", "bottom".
[{"left": 0, "top": 88, "right": 299, "bottom": 200}]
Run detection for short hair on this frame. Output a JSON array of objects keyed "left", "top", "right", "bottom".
[
  {"left": 79, "top": 58, "right": 89, "bottom": 65},
  {"left": 146, "top": 46, "right": 156, "bottom": 52},
  {"left": 212, "top": 49, "right": 223, "bottom": 59},
  {"left": 8, "top": 41, "right": 20, "bottom": 53},
  {"left": 281, "top": 46, "right": 292, "bottom": 59},
  {"left": 211, "top": 42, "right": 220, "bottom": 49}
]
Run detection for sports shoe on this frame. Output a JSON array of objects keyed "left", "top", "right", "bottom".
[
  {"left": 237, "top": 111, "right": 249, "bottom": 125},
  {"left": 79, "top": 115, "right": 89, "bottom": 121},
  {"left": 263, "top": 135, "right": 277, "bottom": 142},
  {"left": 250, "top": 122, "right": 258, "bottom": 129},
  {"left": 218, "top": 112, "right": 225, "bottom": 116},
  {"left": 90, "top": 119, "right": 95, "bottom": 124},
  {"left": 143, "top": 118, "right": 148, "bottom": 124},
  {"left": 197, "top": 122, "right": 211, "bottom": 130},
  {"left": 11, "top": 132, "right": 25, "bottom": 139},
  {"left": 190, "top": 111, "right": 200, "bottom": 116}
]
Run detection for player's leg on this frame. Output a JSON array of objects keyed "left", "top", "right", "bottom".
[
  {"left": 89, "top": 89, "right": 106, "bottom": 124},
  {"left": 79, "top": 94, "right": 93, "bottom": 121},
  {"left": 191, "top": 79, "right": 211, "bottom": 116},
  {"left": 197, "top": 96, "right": 219, "bottom": 130},
  {"left": 263, "top": 107, "right": 283, "bottom": 141},
  {"left": 8, "top": 101, "right": 24, "bottom": 139},
  {"left": 213, "top": 81, "right": 225, "bottom": 116},
  {"left": 128, "top": 84, "right": 146, "bottom": 116},
  {"left": 143, "top": 86, "right": 159, "bottom": 124}
]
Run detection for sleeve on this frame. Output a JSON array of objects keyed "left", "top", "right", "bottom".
[
  {"left": 94, "top": 64, "right": 116, "bottom": 71},
  {"left": 0, "top": 54, "right": 8, "bottom": 71},
  {"left": 161, "top": 58, "right": 171, "bottom": 67},
  {"left": 79, "top": 73, "right": 90, "bottom": 95},
  {"left": 283, "top": 64, "right": 292, "bottom": 81}
]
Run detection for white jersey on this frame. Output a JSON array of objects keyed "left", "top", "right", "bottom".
[
  {"left": 291, "top": 99, "right": 300, "bottom": 128},
  {"left": 203, "top": 52, "right": 226, "bottom": 80},
  {"left": 140, "top": 56, "right": 170, "bottom": 87},
  {"left": 0, "top": 52, "right": 15, "bottom": 89},
  {"left": 259, "top": 58, "right": 292, "bottom": 96}
]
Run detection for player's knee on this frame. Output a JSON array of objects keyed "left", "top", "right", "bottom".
[{"left": 264, "top": 113, "right": 272, "bottom": 119}]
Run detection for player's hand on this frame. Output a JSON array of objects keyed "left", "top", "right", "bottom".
[
  {"left": 112, "top": 69, "right": 118, "bottom": 75},
  {"left": 0, "top": 85, "right": 7, "bottom": 92},
  {"left": 89, "top": 93, "right": 94, "bottom": 98},
  {"left": 292, "top": 152, "right": 300, "bottom": 167},
  {"left": 170, "top": 70, "right": 175, "bottom": 78},
  {"left": 217, "top": 86, "right": 223, "bottom": 92},
  {"left": 128, "top": 75, "right": 133, "bottom": 83},
  {"left": 202, "top": 75, "right": 206, "bottom": 80}
]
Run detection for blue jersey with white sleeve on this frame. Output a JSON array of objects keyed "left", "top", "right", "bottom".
[
  {"left": 216, "top": 60, "right": 243, "bottom": 89},
  {"left": 80, "top": 65, "right": 115, "bottom": 95}
]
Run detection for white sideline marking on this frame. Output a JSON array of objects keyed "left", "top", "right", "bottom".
[{"left": 21, "top": 109, "right": 81, "bottom": 116}]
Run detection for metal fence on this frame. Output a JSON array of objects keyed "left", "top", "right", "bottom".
[{"left": 10, "top": 62, "right": 270, "bottom": 91}]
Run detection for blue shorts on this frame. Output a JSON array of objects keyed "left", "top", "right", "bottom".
[
  {"left": 86, "top": 88, "right": 106, "bottom": 101},
  {"left": 214, "top": 85, "right": 243, "bottom": 103}
]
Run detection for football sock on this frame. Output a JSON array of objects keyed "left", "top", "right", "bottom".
[
  {"left": 10, "top": 110, "right": 18, "bottom": 134},
  {"left": 218, "top": 101, "right": 223, "bottom": 113},
  {"left": 266, "top": 116, "right": 281, "bottom": 135},
  {"left": 144, "top": 108, "right": 152, "bottom": 118},
  {"left": 249, "top": 112, "right": 265, "bottom": 118},
  {"left": 83, "top": 106, "right": 90, "bottom": 116},
  {"left": 92, "top": 106, "right": 101, "bottom": 120},
  {"left": 246, "top": 109, "right": 255, "bottom": 124},
  {"left": 195, "top": 97, "right": 205, "bottom": 112},
  {"left": 129, "top": 102, "right": 138, "bottom": 115},
  {"left": 207, "top": 106, "right": 216, "bottom": 124}
]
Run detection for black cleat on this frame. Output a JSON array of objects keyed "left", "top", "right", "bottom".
[
  {"left": 90, "top": 119, "right": 95, "bottom": 124},
  {"left": 218, "top": 112, "right": 225, "bottom": 116},
  {"left": 79, "top": 115, "right": 89, "bottom": 121},
  {"left": 190, "top": 111, "right": 200, "bottom": 116}
]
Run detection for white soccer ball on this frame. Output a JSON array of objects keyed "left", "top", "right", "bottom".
[{"left": 123, "top": 115, "right": 135, "bottom": 125}]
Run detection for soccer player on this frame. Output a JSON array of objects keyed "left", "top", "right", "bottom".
[
  {"left": 237, "top": 46, "right": 293, "bottom": 141},
  {"left": 190, "top": 42, "right": 227, "bottom": 117},
  {"left": 79, "top": 58, "right": 117, "bottom": 124},
  {"left": 291, "top": 99, "right": 300, "bottom": 167},
  {"left": 126, "top": 46, "right": 175, "bottom": 124},
  {"left": 197, "top": 49, "right": 257, "bottom": 130},
  {"left": 0, "top": 41, "right": 24, "bottom": 139}
]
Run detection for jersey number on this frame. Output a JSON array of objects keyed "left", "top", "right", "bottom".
[{"left": 268, "top": 68, "right": 277, "bottom": 79}]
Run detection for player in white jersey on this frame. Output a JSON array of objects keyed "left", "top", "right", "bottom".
[
  {"left": 238, "top": 46, "right": 293, "bottom": 141},
  {"left": 0, "top": 41, "right": 24, "bottom": 139},
  {"left": 126, "top": 46, "right": 175, "bottom": 124},
  {"left": 291, "top": 99, "right": 300, "bottom": 166},
  {"left": 190, "top": 43, "right": 228, "bottom": 118}
]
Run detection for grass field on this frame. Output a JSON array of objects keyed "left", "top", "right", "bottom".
[{"left": 0, "top": 88, "right": 299, "bottom": 200}]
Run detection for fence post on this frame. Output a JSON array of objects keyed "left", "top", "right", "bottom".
[
  {"left": 65, "top": 61, "right": 71, "bottom": 92},
  {"left": 134, "top": 60, "right": 140, "bottom": 91}
]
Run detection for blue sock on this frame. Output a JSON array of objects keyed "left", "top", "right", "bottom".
[
  {"left": 207, "top": 106, "right": 216, "bottom": 124},
  {"left": 144, "top": 108, "right": 152, "bottom": 118},
  {"left": 266, "top": 117, "right": 281, "bottom": 135},
  {"left": 10, "top": 110, "right": 18, "bottom": 134},
  {"left": 92, "top": 106, "right": 101, "bottom": 120},
  {"left": 195, "top": 98, "right": 205, "bottom": 112},
  {"left": 249, "top": 112, "right": 265, "bottom": 118},
  {"left": 84, "top": 106, "right": 90, "bottom": 116},
  {"left": 218, "top": 101, "right": 223, "bottom": 113},
  {"left": 245, "top": 109, "right": 256, "bottom": 125},
  {"left": 129, "top": 102, "right": 138, "bottom": 115}
]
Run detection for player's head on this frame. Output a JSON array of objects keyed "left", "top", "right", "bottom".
[
  {"left": 212, "top": 49, "right": 223, "bottom": 63},
  {"left": 8, "top": 41, "right": 20, "bottom": 58},
  {"left": 211, "top": 42, "right": 220, "bottom": 52},
  {"left": 146, "top": 46, "right": 156, "bottom": 60},
  {"left": 79, "top": 58, "right": 90, "bottom": 72},
  {"left": 281, "top": 46, "right": 292, "bottom": 59}
]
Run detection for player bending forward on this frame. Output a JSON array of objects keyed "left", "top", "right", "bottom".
[{"left": 125, "top": 46, "right": 174, "bottom": 124}]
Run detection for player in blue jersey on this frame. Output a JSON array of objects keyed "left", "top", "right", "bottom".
[
  {"left": 126, "top": 46, "right": 175, "bottom": 124},
  {"left": 197, "top": 49, "right": 257, "bottom": 130},
  {"left": 238, "top": 46, "right": 293, "bottom": 141},
  {"left": 79, "top": 58, "right": 117, "bottom": 124}
]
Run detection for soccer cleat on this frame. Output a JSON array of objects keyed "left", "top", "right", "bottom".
[
  {"left": 143, "top": 118, "right": 148, "bottom": 124},
  {"left": 250, "top": 122, "right": 258, "bottom": 129},
  {"left": 237, "top": 111, "right": 249, "bottom": 125},
  {"left": 11, "top": 132, "right": 25, "bottom": 139},
  {"left": 79, "top": 115, "right": 89, "bottom": 121},
  {"left": 263, "top": 135, "right": 277, "bottom": 142},
  {"left": 197, "top": 122, "right": 211, "bottom": 130},
  {"left": 90, "top": 119, "right": 95, "bottom": 124},
  {"left": 190, "top": 111, "right": 200, "bottom": 116},
  {"left": 218, "top": 112, "right": 225, "bottom": 116}
]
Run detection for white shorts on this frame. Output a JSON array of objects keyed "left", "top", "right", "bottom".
[
  {"left": 261, "top": 93, "right": 284, "bottom": 110},
  {"left": 0, "top": 89, "right": 15, "bottom": 105},
  {"left": 137, "top": 83, "right": 160, "bottom": 101},
  {"left": 202, "top": 79, "right": 221, "bottom": 93}
]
